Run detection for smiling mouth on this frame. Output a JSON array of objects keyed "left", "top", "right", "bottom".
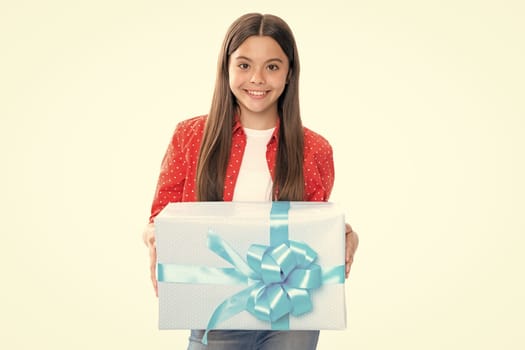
[{"left": 246, "top": 90, "right": 268, "bottom": 97}]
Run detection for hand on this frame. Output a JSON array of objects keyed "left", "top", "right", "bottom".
[
  {"left": 142, "top": 223, "right": 158, "bottom": 297},
  {"left": 345, "top": 223, "right": 359, "bottom": 278}
]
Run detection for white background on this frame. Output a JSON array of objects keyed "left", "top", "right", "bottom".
[{"left": 1, "top": 1, "right": 524, "bottom": 349}]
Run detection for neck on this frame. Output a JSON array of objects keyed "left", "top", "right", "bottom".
[{"left": 238, "top": 110, "right": 278, "bottom": 130}]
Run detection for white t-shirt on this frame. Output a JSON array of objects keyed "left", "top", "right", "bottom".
[{"left": 232, "top": 127, "right": 275, "bottom": 202}]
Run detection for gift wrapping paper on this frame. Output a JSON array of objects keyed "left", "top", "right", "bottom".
[{"left": 155, "top": 201, "right": 347, "bottom": 338}]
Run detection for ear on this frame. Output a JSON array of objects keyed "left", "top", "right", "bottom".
[{"left": 287, "top": 69, "right": 293, "bottom": 84}]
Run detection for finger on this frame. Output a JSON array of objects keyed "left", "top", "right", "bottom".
[
  {"left": 345, "top": 232, "right": 352, "bottom": 261},
  {"left": 149, "top": 242, "right": 157, "bottom": 262},
  {"left": 143, "top": 223, "right": 155, "bottom": 246},
  {"left": 345, "top": 254, "right": 354, "bottom": 278},
  {"left": 345, "top": 233, "right": 350, "bottom": 278},
  {"left": 345, "top": 230, "right": 357, "bottom": 278},
  {"left": 149, "top": 244, "right": 158, "bottom": 296},
  {"left": 345, "top": 252, "right": 354, "bottom": 277},
  {"left": 151, "top": 270, "right": 158, "bottom": 297}
]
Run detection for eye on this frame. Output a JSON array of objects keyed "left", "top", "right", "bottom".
[
  {"left": 238, "top": 63, "right": 249, "bottom": 70},
  {"left": 267, "top": 64, "right": 279, "bottom": 71}
]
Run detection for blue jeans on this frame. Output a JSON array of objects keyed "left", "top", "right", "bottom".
[{"left": 187, "top": 330, "right": 320, "bottom": 350}]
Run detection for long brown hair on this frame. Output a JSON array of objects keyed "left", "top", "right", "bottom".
[{"left": 196, "top": 13, "right": 304, "bottom": 201}]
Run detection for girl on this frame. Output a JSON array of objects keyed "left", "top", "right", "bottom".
[{"left": 143, "top": 13, "right": 358, "bottom": 350}]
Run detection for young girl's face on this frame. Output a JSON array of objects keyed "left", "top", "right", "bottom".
[{"left": 228, "top": 35, "right": 290, "bottom": 129}]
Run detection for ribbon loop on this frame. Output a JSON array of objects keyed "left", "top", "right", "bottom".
[{"left": 213, "top": 235, "right": 323, "bottom": 325}]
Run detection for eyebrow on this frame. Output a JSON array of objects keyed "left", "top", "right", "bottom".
[{"left": 234, "top": 56, "right": 284, "bottom": 64}]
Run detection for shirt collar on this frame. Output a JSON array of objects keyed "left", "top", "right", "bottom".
[{"left": 232, "top": 114, "right": 280, "bottom": 142}]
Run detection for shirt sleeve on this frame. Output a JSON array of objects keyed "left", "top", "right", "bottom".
[{"left": 149, "top": 124, "right": 187, "bottom": 222}]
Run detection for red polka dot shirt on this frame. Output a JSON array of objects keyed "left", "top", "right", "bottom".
[{"left": 149, "top": 115, "right": 334, "bottom": 222}]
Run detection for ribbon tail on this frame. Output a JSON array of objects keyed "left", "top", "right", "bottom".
[
  {"left": 157, "top": 264, "right": 248, "bottom": 285},
  {"left": 208, "top": 230, "right": 256, "bottom": 278},
  {"left": 201, "top": 286, "right": 254, "bottom": 345}
]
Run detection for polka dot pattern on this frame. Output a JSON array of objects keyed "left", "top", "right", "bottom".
[
  {"left": 303, "top": 127, "right": 334, "bottom": 201},
  {"left": 149, "top": 115, "right": 335, "bottom": 222}
]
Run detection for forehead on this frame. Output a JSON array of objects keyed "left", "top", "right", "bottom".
[{"left": 231, "top": 36, "right": 288, "bottom": 62}]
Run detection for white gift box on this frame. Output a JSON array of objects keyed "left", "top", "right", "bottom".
[{"left": 155, "top": 201, "right": 347, "bottom": 332}]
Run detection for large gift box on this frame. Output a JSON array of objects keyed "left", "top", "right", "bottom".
[{"left": 155, "top": 201, "right": 347, "bottom": 337}]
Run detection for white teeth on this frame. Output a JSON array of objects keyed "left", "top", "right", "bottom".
[{"left": 247, "top": 90, "right": 266, "bottom": 96}]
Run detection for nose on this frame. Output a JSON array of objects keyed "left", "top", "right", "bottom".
[{"left": 250, "top": 68, "right": 265, "bottom": 84}]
